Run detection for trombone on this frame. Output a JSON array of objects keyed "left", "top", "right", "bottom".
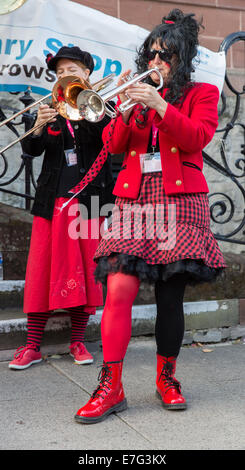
[
  {"left": 0, "top": 67, "right": 163, "bottom": 154},
  {"left": 0, "top": 73, "right": 115, "bottom": 154}
]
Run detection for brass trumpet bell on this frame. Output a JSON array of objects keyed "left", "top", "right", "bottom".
[
  {"left": 77, "top": 67, "right": 164, "bottom": 122},
  {"left": 77, "top": 89, "right": 105, "bottom": 123}
]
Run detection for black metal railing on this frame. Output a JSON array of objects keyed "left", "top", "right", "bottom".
[
  {"left": 203, "top": 31, "right": 245, "bottom": 245},
  {"left": 0, "top": 32, "right": 245, "bottom": 243},
  {"left": 0, "top": 88, "right": 37, "bottom": 210}
]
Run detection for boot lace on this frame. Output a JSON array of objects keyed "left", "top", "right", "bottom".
[
  {"left": 159, "top": 361, "right": 181, "bottom": 394},
  {"left": 91, "top": 363, "right": 113, "bottom": 400}
]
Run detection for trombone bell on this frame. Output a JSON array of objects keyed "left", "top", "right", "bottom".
[
  {"left": 52, "top": 73, "right": 116, "bottom": 121},
  {"left": 52, "top": 75, "right": 92, "bottom": 121}
]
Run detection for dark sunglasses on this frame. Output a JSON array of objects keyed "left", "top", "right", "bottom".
[{"left": 146, "top": 48, "right": 174, "bottom": 64}]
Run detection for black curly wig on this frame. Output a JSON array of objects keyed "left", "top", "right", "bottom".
[{"left": 135, "top": 9, "right": 204, "bottom": 105}]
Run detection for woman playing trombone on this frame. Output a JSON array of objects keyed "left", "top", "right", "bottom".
[
  {"left": 75, "top": 8, "right": 226, "bottom": 424},
  {"left": 9, "top": 46, "right": 115, "bottom": 370}
]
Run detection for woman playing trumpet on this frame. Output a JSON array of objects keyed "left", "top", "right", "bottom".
[
  {"left": 75, "top": 8, "right": 226, "bottom": 424},
  {"left": 9, "top": 46, "right": 115, "bottom": 370}
]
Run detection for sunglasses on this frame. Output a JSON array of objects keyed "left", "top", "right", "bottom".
[{"left": 146, "top": 48, "right": 174, "bottom": 64}]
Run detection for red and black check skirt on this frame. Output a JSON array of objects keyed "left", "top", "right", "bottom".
[{"left": 94, "top": 173, "right": 226, "bottom": 284}]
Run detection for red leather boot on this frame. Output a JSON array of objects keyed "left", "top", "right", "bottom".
[
  {"left": 156, "top": 354, "right": 187, "bottom": 410},
  {"left": 75, "top": 359, "right": 127, "bottom": 424}
]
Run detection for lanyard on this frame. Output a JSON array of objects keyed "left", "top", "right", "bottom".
[
  {"left": 66, "top": 119, "right": 75, "bottom": 139},
  {"left": 152, "top": 123, "right": 158, "bottom": 151}
]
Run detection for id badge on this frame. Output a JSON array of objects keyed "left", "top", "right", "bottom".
[
  {"left": 64, "top": 148, "right": 77, "bottom": 167},
  {"left": 140, "top": 151, "right": 162, "bottom": 173}
]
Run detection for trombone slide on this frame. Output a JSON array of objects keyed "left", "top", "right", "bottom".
[{"left": 0, "top": 73, "right": 116, "bottom": 154}]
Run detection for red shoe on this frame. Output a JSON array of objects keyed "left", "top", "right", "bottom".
[
  {"left": 69, "top": 341, "right": 93, "bottom": 365},
  {"left": 75, "top": 360, "right": 127, "bottom": 424},
  {"left": 9, "top": 344, "right": 42, "bottom": 370},
  {"left": 156, "top": 354, "right": 187, "bottom": 410}
]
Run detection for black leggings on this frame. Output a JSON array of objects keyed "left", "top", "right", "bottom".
[{"left": 155, "top": 274, "right": 188, "bottom": 358}]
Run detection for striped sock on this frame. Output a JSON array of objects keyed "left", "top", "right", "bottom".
[
  {"left": 26, "top": 312, "right": 50, "bottom": 350},
  {"left": 67, "top": 307, "right": 91, "bottom": 344}
]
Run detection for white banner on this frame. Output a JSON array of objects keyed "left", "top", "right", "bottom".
[{"left": 0, "top": 0, "right": 226, "bottom": 96}]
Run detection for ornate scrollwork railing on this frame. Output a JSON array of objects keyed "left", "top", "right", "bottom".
[
  {"left": 0, "top": 32, "right": 245, "bottom": 243},
  {"left": 0, "top": 89, "right": 37, "bottom": 210},
  {"left": 203, "top": 31, "right": 245, "bottom": 245}
]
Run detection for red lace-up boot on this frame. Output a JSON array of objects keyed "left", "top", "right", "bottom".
[
  {"left": 156, "top": 354, "right": 187, "bottom": 410},
  {"left": 75, "top": 359, "right": 127, "bottom": 424}
]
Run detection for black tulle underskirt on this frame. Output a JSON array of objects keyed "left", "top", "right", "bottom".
[{"left": 94, "top": 253, "right": 224, "bottom": 286}]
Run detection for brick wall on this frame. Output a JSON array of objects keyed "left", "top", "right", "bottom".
[
  {"left": 71, "top": 0, "right": 245, "bottom": 72},
  {"left": 69, "top": 0, "right": 245, "bottom": 255}
]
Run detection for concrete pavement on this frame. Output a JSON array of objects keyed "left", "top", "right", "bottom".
[{"left": 0, "top": 337, "right": 244, "bottom": 451}]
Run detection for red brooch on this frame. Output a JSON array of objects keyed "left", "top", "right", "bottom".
[{"left": 47, "top": 126, "right": 61, "bottom": 136}]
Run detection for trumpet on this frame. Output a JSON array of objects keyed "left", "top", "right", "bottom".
[
  {"left": 0, "top": 73, "right": 115, "bottom": 154},
  {"left": 76, "top": 67, "right": 164, "bottom": 122}
]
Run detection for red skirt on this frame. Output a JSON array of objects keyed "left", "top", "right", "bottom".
[
  {"left": 24, "top": 197, "right": 104, "bottom": 314},
  {"left": 94, "top": 173, "right": 226, "bottom": 284}
]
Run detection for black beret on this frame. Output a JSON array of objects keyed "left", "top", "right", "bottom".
[{"left": 46, "top": 46, "right": 94, "bottom": 74}]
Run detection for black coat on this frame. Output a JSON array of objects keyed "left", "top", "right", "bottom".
[{"left": 22, "top": 112, "right": 115, "bottom": 220}]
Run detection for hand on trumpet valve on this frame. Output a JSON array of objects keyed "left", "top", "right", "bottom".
[
  {"left": 125, "top": 82, "right": 163, "bottom": 111},
  {"left": 33, "top": 104, "right": 58, "bottom": 136},
  {"left": 117, "top": 69, "right": 134, "bottom": 104}
]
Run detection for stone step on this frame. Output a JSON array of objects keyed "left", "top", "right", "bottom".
[
  {"left": 0, "top": 280, "right": 24, "bottom": 309},
  {"left": 1, "top": 299, "right": 245, "bottom": 362}
]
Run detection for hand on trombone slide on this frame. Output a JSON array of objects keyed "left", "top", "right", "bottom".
[{"left": 33, "top": 104, "right": 58, "bottom": 136}]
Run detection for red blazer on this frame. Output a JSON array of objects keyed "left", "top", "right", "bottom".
[{"left": 102, "top": 82, "right": 219, "bottom": 199}]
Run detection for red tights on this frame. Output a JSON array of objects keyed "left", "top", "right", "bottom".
[
  {"left": 101, "top": 273, "right": 140, "bottom": 362},
  {"left": 101, "top": 272, "right": 187, "bottom": 362}
]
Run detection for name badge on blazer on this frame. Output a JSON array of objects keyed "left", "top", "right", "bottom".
[
  {"left": 140, "top": 152, "right": 162, "bottom": 174},
  {"left": 64, "top": 148, "right": 77, "bottom": 167}
]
